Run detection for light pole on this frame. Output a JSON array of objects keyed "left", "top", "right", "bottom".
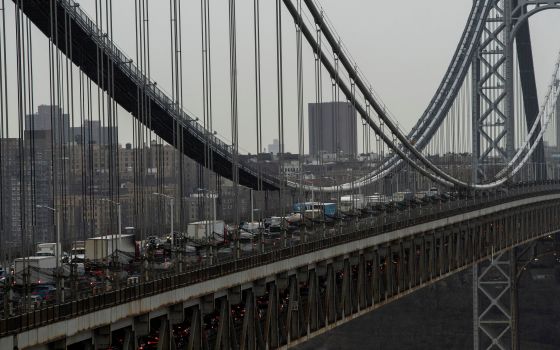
[
  {"left": 196, "top": 188, "right": 218, "bottom": 264},
  {"left": 322, "top": 176, "right": 337, "bottom": 237},
  {"left": 36, "top": 205, "right": 61, "bottom": 264},
  {"left": 196, "top": 188, "right": 218, "bottom": 239},
  {"left": 36, "top": 205, "right": 63, "bottom": 302},
  {"left": 153, "top": 193, "right": 175, "bottom": 248},
  {"left": 100, "top": 199, "right": 122, "bottom": 254}
]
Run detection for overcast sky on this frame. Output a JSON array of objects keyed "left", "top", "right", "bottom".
[{"left": 5, "top": 1, "right": 560, "bottom": 154}]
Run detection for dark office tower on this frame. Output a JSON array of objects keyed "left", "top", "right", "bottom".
[
  {"left": 308, "top": 102, "right": 357, "bottom": 157},
  {"left": 0, "top": 139, "right": 23, "bottom": 248},
  {"left": 24, "top": 105, "right": 69, "bottom": 244},
  {"left": 25, "top": 105, "right": 70, "bottom": 147},
  {"left": 71, "top": 120, "right": 118, "bottom": 146}
]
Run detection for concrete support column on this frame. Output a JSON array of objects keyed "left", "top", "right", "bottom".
[
  {"left": 333, "top": 259, "right": 344, "bottom": 319},
  {"left": 93, "top": 326, "right": 110, "bottom": 350},
  {"left": 264, "top": 282, "right": 280, "bottom": 349},
  {"left": 383, "top": 247, "right": 391, "bottom": 299},
  {"left": 133, "top": 314, "right": 149, "bottom": 350},
  {"left": 156, "top": 318, "right": 172, "bottom": 350},
  {"left": 419, "top": 238, "right": 426, "bottom": 284},
  {"left": 406, "top": 241, "right": 414, "bottom": 290},
  {"left": 325, "top": 263, "right": 336, "bottom": 325},
  {"left": 286, "top": 274, "right": 301, "bottom": 344},
  {"left": 240, "top": 289, "right": 256, "bottom": 350},
  {"left": 187, "top": 306, "right": 202, "bottom": 350},
  {"left": 122, "top": 328, "right": 134, "bottom": 350},
  {"left": 340, "top": 259, "right": 352, "bottom": 318},
  {"left": 49, "top": 338, "right": 66, "bottom": 350},
  {"left": 436, "top": 232, "right": 444, "bottom": 276},
  {"left": 397, "top": 243, "right": 404, "bottom": 294},
  {"left": 306, "top": 269, "right": 320, "bottom": 334},
  {"left": 356, "top": 255, "right": 367, "bottom": 311},
  {"left": 363, "top": 251, "right": 374, "bottom": 307},
  {"left": 214, "top": 297, "right": 231, "bottom": 350},
  {"left": 372, "top": 250, "right": 380, "bottom": 305},
  {"left": 428, "top": 234, "right": 435, "bottom": 280}
]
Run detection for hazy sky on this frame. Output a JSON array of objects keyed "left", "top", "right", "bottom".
[{"left": 5, "top": 1, "right": 560, "bottom": 154}]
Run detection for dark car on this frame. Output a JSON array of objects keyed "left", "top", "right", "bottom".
[{"left": 31, "top": 285, "right": 56, "bottom": 302}]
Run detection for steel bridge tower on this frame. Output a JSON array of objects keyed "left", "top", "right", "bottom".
[
  {"left": 472, "top": 0, "right": 553, "bottom": 348},
  {"left": 472, "top": 1, "right": 514, "bottom": 349}
]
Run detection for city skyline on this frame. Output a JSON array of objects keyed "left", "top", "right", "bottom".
[{"left": 2, "top": 1, "right": 559, "bottom": 155}]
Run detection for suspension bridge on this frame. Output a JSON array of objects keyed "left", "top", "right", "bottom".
[{"left": 1, "top": 0, "right": 560, "bottom": 349}]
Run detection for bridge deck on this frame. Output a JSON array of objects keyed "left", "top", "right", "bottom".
[{"left": 2, "top": 187, "right": 560, "bottom": 348}]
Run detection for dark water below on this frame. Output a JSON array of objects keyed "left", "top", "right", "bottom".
[{"left": 296, "top": 264, "right": 560, "bottom": 350}]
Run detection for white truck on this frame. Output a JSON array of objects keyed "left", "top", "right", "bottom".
[
  {"left": 14, "top": 256, "right": 57, "bottom": 285},
  {"left": 187, "top": 220, "right": 225, "bottom": 240},
  {"left": 366, "top": 194, "right": 390, "bottom": 205},
  {"left": 392, "top": 191, "right": 414, "bottom": 203},
  {"left": 35, "top": 243, "right": 61, "bottom": 257},
  {"left": 340, "top": 194, "right": 365, "bottom": 213},
  {"left": 85, "top": 234, "right": 136, "bottom": 262}
]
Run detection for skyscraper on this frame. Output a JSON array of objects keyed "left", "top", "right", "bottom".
[
  {"left": 25, "top": 105, "right": 70, "bottom": 146},
  {"left": 71, "top": 120, "right": 118, "bottom": 146},
  {"left": 267, "top": 139, "right": 280, "bottom": 154},
  {"left": 308, "top": 102, "right": 357, "bottom": 157}
]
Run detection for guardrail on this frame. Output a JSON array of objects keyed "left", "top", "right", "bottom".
[{"left": 1, "top": 182, "right": 559, "bottom": 338}]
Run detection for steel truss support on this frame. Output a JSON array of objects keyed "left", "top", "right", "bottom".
[
  {"left": 473, "top": 250, "right": 515, "bottom": 350},
  {"left": 473, "top": 0, "right": 515, "bottom": 182}
]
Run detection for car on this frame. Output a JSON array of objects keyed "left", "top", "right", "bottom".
[{"left": 31, "top": 285, "right": 56, "bottom": 302}]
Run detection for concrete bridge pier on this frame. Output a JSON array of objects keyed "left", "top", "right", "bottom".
[{"left": 133, "top": 314, "right": 149, "bottom": 349}]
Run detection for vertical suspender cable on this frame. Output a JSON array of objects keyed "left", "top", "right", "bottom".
[
  {"left": 296, "top": 0, "right": 304, "bottom": 203},
  {"left": 0, "top": 0, "right": 7, "bottom": 272},
  {"left": 229, "top": 0, "right": 240, "bottom": 255},
  {"left": 253, "top": 0, "right": 263, "bottom": 228},
  {"left": 275, "top": 0, "right": 286, "bottom": 240},
  {"left": 201, "top": 0, "right": 214, "bottom": 242}
]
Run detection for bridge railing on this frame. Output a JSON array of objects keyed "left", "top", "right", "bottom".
[
  {"left": 57, "top": 0, "right": 278, "bottom": 186},
  {"left": 1, "top": 181, "right": 559, "bottom": 338}
]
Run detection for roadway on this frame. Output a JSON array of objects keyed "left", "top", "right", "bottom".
[{"left": 2, "top": 182, "right": 560, "bottom": 348}]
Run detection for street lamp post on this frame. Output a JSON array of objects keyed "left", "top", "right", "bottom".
[
  {"left": 196, "top": 188, "right": 217, "bottom": 264},
  {"left": 100, "top": 199, "right": 122, "bottom": 254},
  {"left": 322, "top": 176, "right": 338, "bottom": 237},
  {"left": 153, "top": 193, "right": 174, "bottom": 248},
  {"left": 36, "top": 205, "right": 63, "bottom": 303}
]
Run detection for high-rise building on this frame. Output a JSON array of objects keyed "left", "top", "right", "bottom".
[
  {"left": 25, "top": 105, "right": 70, "bottom": 146},
  {"left": 267, "top": 139, "right": 280, "bottom": 154},
  {"left": 308, "top": 102, "right": 357, "bottom": 157},
  {"left": 0, "top": 139, "right": 22, "bottom": 247},
  {"left": 71, "top": 120, "right": 118, "bottom": 146}
]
